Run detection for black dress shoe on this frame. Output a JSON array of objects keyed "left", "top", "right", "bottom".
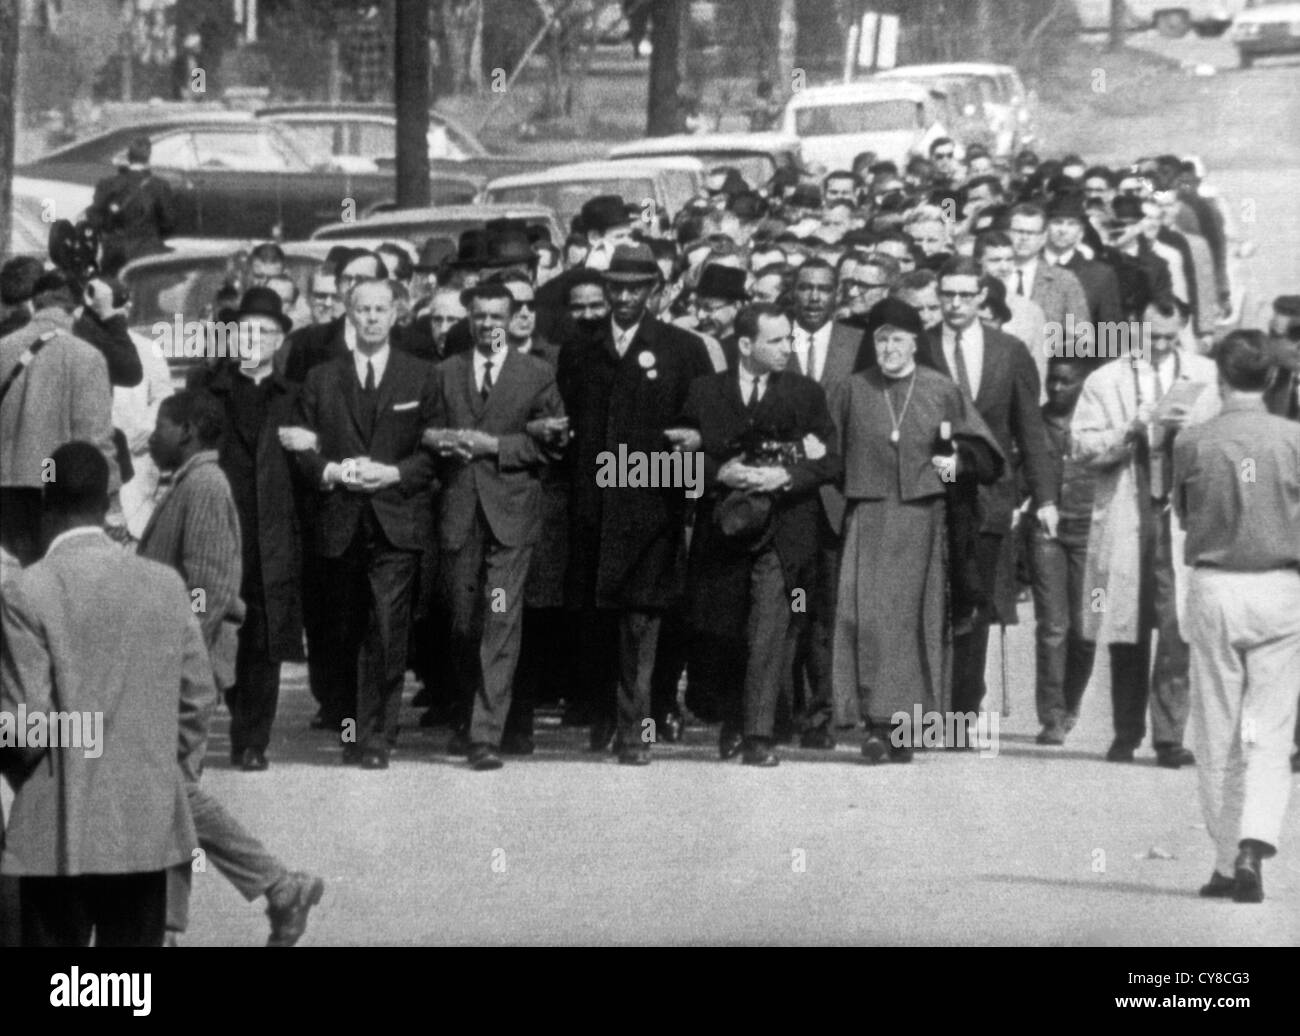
[
  {"left": 799, "top": 728, "right": 836, "bottom": 750},
  {"left": 1293, "top": 751, "right": 1300, "bottom": 774},
  {"left": 360, "top": 748, "right": 389, "bottom": 770},
  {"left": 861, "top": 734, "right": 888, "bottom": 764},
  {"left": 1233, "top": 840, "right": 1269, "bottom": 904},
  {"left": 658, "top": 712, "right": 685, "bottom": 743},
  {"left": 310, "top": 711, "right": 339, "bottom": 731},
  {"left": 1105, "top": 740, "right": 1136, "bottom": 763},
  {"left": 1198, "top": 871, "right": 1236, "bottom": 898},
  {"left": 718, "top": 728, "right": 745, "bottom": 760},
  {"left": 1035, "top": 725, "right": 1065, "bottom": 746},
  {"left": 1155, "top": 744, "right": 1196, "bottom": 769},
  {"left": 239, "top": 747, "right": 269, "bottom": 772},
  {"left": 617, "top": 747, "right": 651, "bottom": 765},
  {"left": 741, "top": 741, "right": 779, "bottom": 767},
  {"left": 500, "top": 733, "right": 535, "bottom": 756},
  {"left": 266, "top": 872, "right": 325, "bottom": 947},
  {"left": 341, "top": 744, "right": 362, "bottom": 765},
  {"left": 588, "top": 719, "right": 617, "bottom": 752},
  {"left": 468, "top": 744, "right": 504, "bottom": 771},
  {"left": 888, "top": 745, "right": 914, "bottom": 763},
  {"left": 446, "top": 729, "right": 470, "bottom": 756}
]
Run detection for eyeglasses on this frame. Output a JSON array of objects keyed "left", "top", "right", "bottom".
[
  {"left": 513, "top": 299, "right": 536, "bottom": 311},
  {"left": 938, "top": 289, "right": 981, "bottom": 301}
]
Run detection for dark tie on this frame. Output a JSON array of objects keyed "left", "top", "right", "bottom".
[
  {"left": 1016, "top": 269, "right": 1025, "bottom": 297},
  {"left": 358, "top": 359, "right": 377, "bottom": 433},
  {"left": 952, "top": 330, "right": 974, "bottom": 402},
  {"left": 746, "top": 377, "right": 760, "bottom": 411},
  {"left": 481, "top": 359, "right": 494, "bottom": 402}
]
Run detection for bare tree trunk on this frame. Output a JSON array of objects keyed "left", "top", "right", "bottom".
[
  {"left": 469, "top": 0, "right": 483, "bottom": 92},
  {"left": 646, "top": 0, "right": 682, "bottom": 136},
  {"left": 394, "top": 0, "right": 430, "bottom": 209},
  {"left": 975, "top": 0, "right": 994, "bottom": 61},
  {"left": 1108, "top": 0, "right": 1126, "bottom": 52},
  {"left": 776, "top": 0, "right": 796, "bottom": 92},
  {"left": 0, "top": 0, "right": 18, "bottom": 258}
]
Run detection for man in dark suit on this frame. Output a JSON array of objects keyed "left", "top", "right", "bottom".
[
  {"left": 293, "top": 278, "right": 438, "bottom": 769},
  {"left": 424, "top": 283, "right": 565, "bottom": 770},
  {"left": 557, "top": 244, "right": 713, "bottom": 764},
  {"left": 87, "top": 136, "right": 176, "bottom": 275},
  {"left": 782, "top": 258, "right": 864, "bottom": 749},
  {"left": 187, "top": 288, "right": 304, "bottom": 772},
  {"left": 677, "top": 304, "right": 841, "bottom": 765},
  {"left": 1044, "top": 194, "right": 1123, "bottom": 332},
  {"left": 919, "top": 257, "right": 1054, "bottom": 722},
  {"left": 281, "top": 251, "right": 389, "bottom": 384}
]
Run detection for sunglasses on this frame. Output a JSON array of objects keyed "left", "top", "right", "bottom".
[{"left": 513, "top": 299, "right": 536, "bottom": 310}]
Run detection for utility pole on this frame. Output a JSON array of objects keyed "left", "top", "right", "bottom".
[
  {"left": 0, "top": 0, "right": 18, "bottom": 258},
  {"left": 1108, "top": 0, "right": 1125, "bottom": 52},
  {"left": 394, "top": 0, "right": 431, "bottom": 209},
  {"left": 646, "top": 0, "right": 683, "bottom": 136}
]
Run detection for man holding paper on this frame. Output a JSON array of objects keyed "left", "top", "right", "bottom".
[{"left": 1071, "top": 297, "right": 1219, "bottom": 767}]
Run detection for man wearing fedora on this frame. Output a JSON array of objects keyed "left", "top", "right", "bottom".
[
  {"left": 187, "top": 288, "right": 304, "bottom": 772},
  {"left": 536, "top": 195, "right": 637, "bottom": 339},
  {"left": 687, "top": 263, "right": 747, "bottom": 371},
  {"left": 282, "top": 250, "right": 390, "bottom": 384},
  {"left": 557, "top": 243, "right": 713, "bottom": 764},
  {"left": 1044, "top": 193, "right": 1124, "bottom": 335}
]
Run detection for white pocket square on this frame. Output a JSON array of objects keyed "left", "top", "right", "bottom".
[{"left": 391, "top": 401, "right": 419, "bottom": 412}]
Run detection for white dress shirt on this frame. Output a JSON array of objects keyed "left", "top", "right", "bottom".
[
  {"left": 352, "top": 343, "right": 390, "bottom": 388},
  {"left": 1013, "top": 257, "right": 1040, "bottom": 299},
  {"left": 942, "top": 320, "right": 985, "bottom": 400},
  {"left": 792, "top": 321, "right": 832, "bottom": 381},
  {"left": 473, "top": 347, "right": 505, "bottom": 393},
  {"left": 612, "top": 319, "right": 641, "bottom": 357}
]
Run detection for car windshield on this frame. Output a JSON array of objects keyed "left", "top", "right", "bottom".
[
  {"left": 188, "top": 126, "right": 312, "bottom": 172},
  {"left": 124, "top": 254, "right": 321, "bottom": 329},
  {"left": 794, "top": 99, "right": 921, "bottom": 136},
  {"left": 487, "top": 178, "right": 657, "bottom": 223}
]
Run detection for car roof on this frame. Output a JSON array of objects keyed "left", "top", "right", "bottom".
[
  {"left": 485, "top": 157, "right": 705, "bottom": 190},
  {"left": 877, "top": 63, "right": 1020, "bottom": 79},
  {"left": 36, "top": 117, "right": 262, "bottom": 160},
  {"left": 783, "top": 80, "right": 935, "bottom": 107},
  {"left": 309, "top": 204, "right": 559, "bottom": 240},
  {"left": 121, "top": 240, "right": 340, "bottom": 271},
  {"left": 608, "top": 132, "right": 802, "bottom": 156}
]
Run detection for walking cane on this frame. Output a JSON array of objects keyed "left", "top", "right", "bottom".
[{"left": 999, "top": 623, "right": 1010, "bottom": 718}]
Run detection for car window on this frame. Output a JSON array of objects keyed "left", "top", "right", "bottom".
[
  {"left": 191, "top": 128, "right": 295, "bottom": 172},
  {"left": 794, "top": 100, "right": 921, "bottom": 136},
  {"left": 147, "top": 132, "right": 198, "bottom": 170},
  {"left": 488, "top": 179, "right": 656, "bottom": 224},
  {"left": 282, "top": 121, "right": 343, "bottom": 159},
  {"left": 355, "top": 121, "right": 396, "bottom": 158}
]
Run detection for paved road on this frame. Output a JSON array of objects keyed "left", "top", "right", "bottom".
[{"left": 184, "top": 44, "right": 1298, "bottom": 947}]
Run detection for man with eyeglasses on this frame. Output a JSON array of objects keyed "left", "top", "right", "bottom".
[
  {"left": 281, "top": 251, "right": 390, "bottom": 384},
  {"left": 835, "top": 253, "right": 897, "bottom": 328},
  {"left": 1082, "top": 166, "right": 1117, "bottom": 208},
  {"left": 1071, "top": 296, "right": 1219, "bottom": 768},
  {"left": 1006, "top": 203, "right": 1092, "bottom": 338},
  {"left": 929, "top": 137, "right": 961, "bottom": 189},
  {"left": 918, "top": 257, "right": 1054, "bottom": 731},
  {"left": 306, "top": 268, "right": 340, "bottom": 327}
]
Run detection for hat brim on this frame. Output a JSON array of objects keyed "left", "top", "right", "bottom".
[
  {"left": 602, "top": 269, "right": 660, "bottom": 283},
  {"left": 235, "top": 310, "right": 292, "bottom": 333}
]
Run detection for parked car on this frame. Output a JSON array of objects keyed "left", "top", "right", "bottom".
[
  {"left": 310, "top": 203, "right": 562, "bottom": 251},
  {"left": 7, "top": 175, "right": 95, "bottom": 255},
  {"left": 875, "top": 63, "right": 1037, "bottom": 157},
  {"left": 482, "top": 158, "right": 706, "bottom": 228},
  {"left": 18, "top": 118, "right": 480, "bottom": 242},
  {"left": 1073, "top": 0, "right": 1243, "bottom": 37},
  {"left": 780, "top": 80, "right": 948, "bottom": 173},
  {"left": 1231, "top": 0, "right": 1300, "bottom": 66},
  {"left": 606, "top": 132, "right": 805, "bottom": 188},
  {"left": 118, "top": 240, "right": 338, "bottom": 385},
  {"left": 254, "top": 104, "right": 552, "bottom": 181}
]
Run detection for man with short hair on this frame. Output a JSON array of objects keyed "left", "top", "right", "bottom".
[
  {"left": 679, "top": 304, "right": 841, "bottom": 765},
  {"left": 281, "top": 251, "right": 391, "bottom": 382},
  {"left": 0, "top": 443, "right": 212, "bottom": 947},
  {"left": 0, "top": 257, "right": 44, "bottom": 338},
  {"left": 889, "top": 269, "right": 944, "bottom": 334},
  {"left": 1175, "top": 330, "right": 1300, "bottom": 903},
  {"left": 87, "top": 135, "right": 176, "bottom": 274},
  {"left": 1044, "top": 194, "right": 1123, "bottom": 330},
  {"left": 1072, "top": 296, "right": 1219, "bottom": 767},
  {"left": 837, "top": 253, "right": 897, "bottom": 326},
  {"left": 1007, "top": 203, "right": 1091, "bottom": 335},
  {"left": 978, "top": 230, "right": 1054, "bottom": 394},
  {"left": 248, "top": 243, "right": 287, "bottom": 288},
  {"left": 306, "top": 267, "right": 341, "bottom": 326},
  {"left": 823, "top": 171, "right": 858, "bottom": 207}
]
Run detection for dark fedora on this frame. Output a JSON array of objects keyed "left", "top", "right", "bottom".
[
  {"left": 480, "top": 226, "right": 537, "bottom": 268},
  {"left": 234, "top": 286, "right": 292, "bottom": 332},
  {"left": 580, "top": 194, "right": 633, "bottom": 236},
  {"left": 1111, "top": 195, "right": 1145, "bottom": 222},
  {"left": 713, "top": 489, "right": 773, "bottom": 544},
  {"left": 603, "top": 243, "right": 661, "bottom": 283},
  {"left": 414, "top": 236, "right": 455, "bottom": 273},
  {"left": 864, "top": 297, "right": 924, "bottom": 343},
  {"left": 1045, "top": 192, "right": 1088, "bottom": 224},
  {"left": 450, "top": 228, "right": 490, "bottom": 268},
  {"left": 696, "top": 263, "right": 747, "bottom": 303}
]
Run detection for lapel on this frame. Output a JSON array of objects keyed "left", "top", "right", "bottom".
[
  {"left": 463, "top": 350, "right": 486, "bottom": 421},
  {"left": 206, "top": 364, "right": 258, "bottom": 455},
  {"left": 926, "top": 329, "right": 954, "bottom": 381},
  {"left": 974, "top": 329, "right": 999, "bottom": 411},
  {"left": 481, "top": 347, "right": 524, "bottom": 426},
  {"left": 374, "top": 347, "right": 404, "bottom": 419},
  {"left": 336, "top": 352, "right": 368, "bottom": 443},
  {"left": 725, "top": 369, "right": 749, "bottom": 427}
]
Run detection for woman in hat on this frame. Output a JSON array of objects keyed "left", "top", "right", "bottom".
[{"left": 828, "top": 298, "right": 1002, "bottom": 761}]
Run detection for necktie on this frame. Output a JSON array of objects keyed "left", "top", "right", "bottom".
[
  {"left": 358, "top": 358, "right": 377, "bottom": 432},
  {"left": 746, "top": 376, "right": 760, "bottom": 411},
  {"left": 481, "top": 359, "right": 494, "bottom": 401},
  {"left": 952, "top": 329, "right": 974, "bottom": 402},
  {"left": 1016, "top": 269, "right": 1025, "bottom": 297}
]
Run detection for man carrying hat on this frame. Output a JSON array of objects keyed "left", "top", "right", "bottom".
[
  {"left": 187, "top": 288, "right": 304, "bottom": 772},
  {"left": 557, "top": 243, "right": 714, "bottom": 764}
]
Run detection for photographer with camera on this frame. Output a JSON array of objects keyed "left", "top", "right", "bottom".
[{"left": 87, "top": 135, "right": 176, "bottom": 276}]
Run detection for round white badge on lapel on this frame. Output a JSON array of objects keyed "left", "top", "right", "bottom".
[{"left": 638, "top": 350, "right": 655, "bottom": 369}]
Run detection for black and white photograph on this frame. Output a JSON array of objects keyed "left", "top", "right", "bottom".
[{"left": 0, "top": 0, "right": 1297, "bottom": 991}]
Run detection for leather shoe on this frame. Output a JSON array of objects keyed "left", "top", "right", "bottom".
[
  {"left": 888, "top": 745, "right": 914, "bottom": 763},
  {"left": 1292, "top": 750, "right": 1300, "bottom": 774},
  {"left": 1036, "top": 726, "right": 1065, "bottom": 746},
  {"left": 861, "top": 735, "right": 887, "bottom": 764},
  {"left": 468, "top": 744, "right": 503, "bottom": 771},
  {"left": 239, "top": 747, "right": 269, "bottom": 771},
  {"left": 1155, "top": 745, "right": 1195, "bottom": 769},
  {"left": 588, "top": 719, "right": 617, "bottom": 752},
  {"left": 310, "top": 711, "right": 340, "bottom": 731},
  {"left": 1105, "top": 740, "right": 1136, "bottom": 763},
  {"left": 658, "top": 712, "right": 685, "bottom": 743},
  {"left": 500, "top": 733, "right": 535, "bottom": 756},
  {"left": 446, "top": 729, "right": 470, "bottom": 756},
  {"left": 1198, "top": 871, "right": 1236, "bottom": 898},
  {"left": 266, "top": 872, "right": 325, "bottom": 947},
  {"left": 1233, "top": 840, "right": 1268, "bottom": 904},
  {"left": 341, "top": 744, "right": 362, "bottom": 766},
  {"left": 799, "top": 728, "right": 836, "bottom": 750},
  {"left": 718, "top": 728, "right": 745, "bottom": 760},
  {"left": 617, "top": 747, "right": 651, "bottom": 765},
  {"left": 360, "top": 748, "right": 388, "bottom": 770},
  {"left": 741, "top": 739, "right": 779, "bottom": 767}
]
